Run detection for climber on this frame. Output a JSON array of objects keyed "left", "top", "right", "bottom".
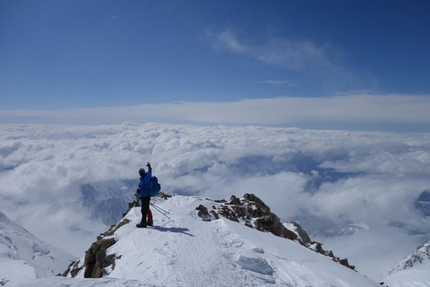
[{"left": 135, "top": 162, "right": 153, "bottom": 228}]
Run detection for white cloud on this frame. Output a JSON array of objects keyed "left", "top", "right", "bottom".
[
  {"left": 210, "top": 28, "right": 247, "bottom": 53},
  {"left": 1, "top": 94, "right": 430, "bottom": 131},
  {"left": 207, "top": 28, "right": 339, "bottom": 73},
  {"left": 259, "top": 80, "right": 297, "bottom": 86},
  {"left": 307, "top": 175, "right": 430, "bottom": 228},
  {"left": 317, "top": 226, "right": 427, "bottom": 281},
  {"left": 0, "top": 123, "right": 429, "bottom": 276}
]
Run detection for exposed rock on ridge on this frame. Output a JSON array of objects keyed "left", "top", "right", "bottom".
[
  {"left": 197, "top": 193, "right": 355, "bottom": 270},
  {"left": 385, "top": 240, "right": 430, "bottom": 276},
  {"left": 61, "top": 193, "right": 355, "bottom": 279},
  {"left": 60, "top": 219, "right": 129, "bottom": 278},
  {"left": 61, "top": 193, "right": 172, "bottom": 279}
]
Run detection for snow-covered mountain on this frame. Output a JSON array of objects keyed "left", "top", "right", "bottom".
[
  {"left": 80, "top": 179, "right": 137, "bottom": 225},
  {"left": 383, "top": 240, "right": 430, "bottom": 287},
  {"left": 19, "top": 194, "right": 381, "bottom": 287},
  {"left": 416, "top": 191, "right": 430, "bottom": 217},
  {"left": 0, "top": 210, "right": 76, "bottom": 286}
]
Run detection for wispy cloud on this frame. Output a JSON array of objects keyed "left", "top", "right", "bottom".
[
  {"left": 259, "top": 80, "right": 297, "bottom": 86},
  {"left": 206, "top": 28, "right": 344, "bottom": 74},
  {"left": 210, "top": 28, "right": 247, "bottom": 53}
]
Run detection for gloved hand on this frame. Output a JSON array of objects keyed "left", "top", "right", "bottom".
[
  {"left": 146, "top": 162, "right": 151, "bottom": 170},
  {"left": 135, "top": 188, "right": 140, "bottom": 198}
]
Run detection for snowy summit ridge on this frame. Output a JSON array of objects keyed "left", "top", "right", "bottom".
[{"left": 46, "top": 193, "right": 380, "bottom": 287}]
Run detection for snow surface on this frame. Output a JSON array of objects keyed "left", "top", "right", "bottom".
[
  {"left": 0, "top": 210, "right": 76, "bottom": 285},
  {"left": 20, "top": 195, "right": 380, "bottom": 287},
  {"left": 383, "top": 241, "right": 430, "bottom": 287}
]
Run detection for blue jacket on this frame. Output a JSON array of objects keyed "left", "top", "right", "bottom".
[{"left": 138, "top": 170, "right": 152, "bottom": 198}]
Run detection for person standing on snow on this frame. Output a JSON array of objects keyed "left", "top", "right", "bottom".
[{"left": 135, "top": 162, "right": 153, "bottom": 228}]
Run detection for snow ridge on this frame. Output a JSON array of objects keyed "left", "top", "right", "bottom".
[
  {"left": 383, "top": 241, "right": 430, "bottom": 287},
  {"left": 56, "top": 194, "right": 379, "bottom": 287}
]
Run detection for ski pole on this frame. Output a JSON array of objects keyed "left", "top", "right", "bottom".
[
  {"left": 150, "top": 203, "right": 170, "bottom": 219},
  {"left": 150, "top": 202, "right": 169, "bottom": 213},
  {"left": 151, "top": 204, "right": 169, "bottom": 217}
]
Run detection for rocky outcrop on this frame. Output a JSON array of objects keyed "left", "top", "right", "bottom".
[
  {"left": 60, "top": 260, "right": 83, "bottom": 278},
  {"left": 61, "top": 218, "right": 130, "bottom": 278},
  {"left": 83, "top": 237, "right": 117, "bottom": 278},
  {"left": 98, "top": 219, "right": 130, "bottom": 240},
  {"left": 198, "top": 193, "right": 355, "bottom": 271},
  {"left": 385, "top": 240, "right": 430, "bottom": 276},
  {"left": 61, "top": 192, "right": 355, "bottom": 280},
  {"left": 60, "top": 237, "right": 119, "bottom": 279},
  {"left": 284, "top": 221, "right": 311, "bottom": 244},
  {"left": 62, "top": 192, "right": 173, "bottom": 279}
]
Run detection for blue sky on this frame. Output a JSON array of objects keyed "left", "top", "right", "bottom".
[{"left": 1, "top": 1, "right": 430, "bottom": 131}]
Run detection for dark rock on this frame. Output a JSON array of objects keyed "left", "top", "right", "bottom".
[
  {"left": 287, "top": 221, "right": 311, "bottom": 244},
  {"left": 218, "top": 206, "right": 239, "bottom": 222},
  {"left": 243, "top": 193, "right": 270, "bottom": 213},
  {"left": 210, "top": 210, "right": 219, "bottom": 219},
  {"left": 339, "top": 258, "right": 349, "bottom": 267},
  {"left": 282, "top": 228, "right": 298, "bottom": 241},
  {"left": 100, "top": 238, "right": 116, "bottom": 251},
  {"left": 228, "top": 195, "right": 241, "bottom": 205},
  {"left": 158, "top": 191, "right": 172, "bottom": 200},
  {"left": 233, "top": 205, "right": 244, "bottom": 218},
  {"left": 59, "top": 260, "right": 82, "bottom": 278},
  {"left": 196, "top": 205, "right": 209, "bottom": 217},
  {"left": 83, "top": 263, "right": 94, "bottom": 278},
  {"left": 206, "top": 193, "right": 357, "bottom": 271},
  {"left": 313, "top": 242, "right": 324, "bottom": 254},
  {"left": 214, "top": 199, "right": 227, "bottom": 203},
  {"left": 98, "top": 219, "right": 130, "bottom": 240},
  {"left": 83, "top": 238, "right": 117, "bottom": 278}
]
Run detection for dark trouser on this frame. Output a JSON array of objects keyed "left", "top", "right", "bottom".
[{"left": 140, "top": 196, "right": 152, "bottom": 224}]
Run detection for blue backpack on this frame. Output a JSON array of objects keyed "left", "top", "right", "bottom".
[{"left": 149, "top": 176, "right": 161, "bottom": 197}]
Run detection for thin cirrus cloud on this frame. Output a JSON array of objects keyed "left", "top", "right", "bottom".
[
  {"left": 259, "top": 80, "right": 298, "bottom": 87},
  {"left": 207, "top": 28, "right": 343, "bottom": 73}
]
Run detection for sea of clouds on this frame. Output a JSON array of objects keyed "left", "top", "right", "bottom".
[{"left": 1, "top": 122, "right": 430, "bottom": 280}]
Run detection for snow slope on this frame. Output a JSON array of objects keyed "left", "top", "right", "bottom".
[
  {"left": 24, "top": 195, "right": 380, "bottom": 287},
  {"left": 0, "top": 210, "right": 76, "bottom": 286},
  {"left": 383, "top": 241, "right": 430, "bottom": 287}
]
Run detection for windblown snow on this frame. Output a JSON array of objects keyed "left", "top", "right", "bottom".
[{"left": 18, "top": 195, "right": 380, "bottom": 287}]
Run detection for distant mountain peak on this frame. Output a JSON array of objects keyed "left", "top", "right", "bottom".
[
  {"left": 386, "top": 240, "right": 430, "bottom": 275},
  {"left": 383, "top": 240, "right": 430, "bottom": 286}
]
